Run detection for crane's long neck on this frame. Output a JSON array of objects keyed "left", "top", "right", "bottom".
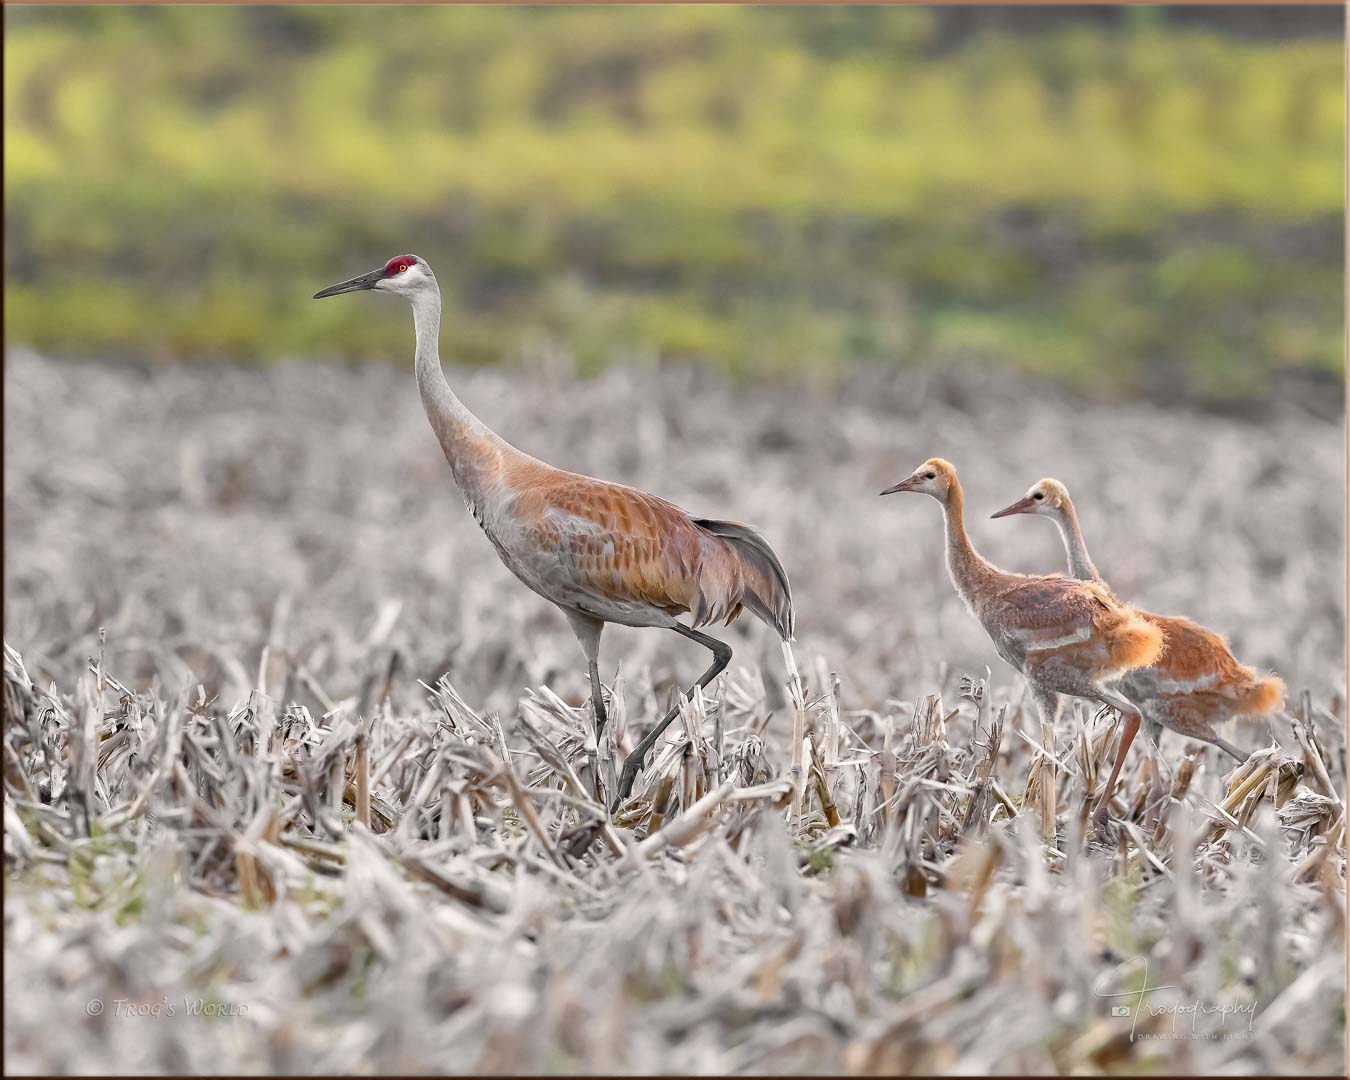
[
  {"left": 1053, "top": 501, "right": 1100, "bottom": 582},
  {"left": 411, "top": 287, "right": 514, "bottom": 498},
  {"left": 942, "top": 479, "right": 1000, "bottom": 606}
]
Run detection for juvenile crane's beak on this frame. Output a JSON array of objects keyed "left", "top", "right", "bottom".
[
  {"left": 880, "top": 476, "right": 922, "bottom": 496},
  {"left": 313, "top": 267, "right": 384, "bottom": 299},
  {"left": 990, "top": 496, "right": 1036, "bottom": 519}
]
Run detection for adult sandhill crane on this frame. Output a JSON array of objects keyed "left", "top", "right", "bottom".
[
  {"left": 314, "top": 255, "right": 794, "bottom": 808},
  {"left": 991, "top": 479, "right": 1283, "bottom": 788},
  {"left": 881, "top": 458, "right": 1163, "bottom": 827}
]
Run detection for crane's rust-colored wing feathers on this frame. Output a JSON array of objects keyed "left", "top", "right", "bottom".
[
  {"left": 510, "top": 469, "right": 793, "bottom": 639},
  {"left": 529, "top": 481, "right": 702, "bottom": 617},
  {"left": 988, "top": 575, "right": 1162, "bottom": 670},
  {"left": 1142, "top": 613, "right": 1284, "bottom": 712},
  {"left": 988, "top": 575, "right": 1106, "bottom": 648},
  {"left": 1144, "top": 615, "right": 1235, "bottom": 693}
]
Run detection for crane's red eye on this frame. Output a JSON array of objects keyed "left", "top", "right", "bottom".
[{"left": 383, "top": 255, "right": 416, "bottom": 276}]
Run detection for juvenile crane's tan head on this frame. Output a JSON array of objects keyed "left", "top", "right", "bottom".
[
  {"left": 314, "top": 254, "right": 437, "bottom": 302},
  {"left": 880, "top": 457, "right": 958, "bottom": 503},
  {"left": 990, "top": 478, "right": 1072, "bottom": 519}
]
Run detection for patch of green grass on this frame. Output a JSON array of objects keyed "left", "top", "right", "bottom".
[
  {"left": 1101, "top": 864, "right": 1146, "bottom": 958},
  {"left": 3, "top": 7, "right": 1342, "bottom": 401},
  {"left": 68, "top": 837, "right": 145, "bottom": 925}
]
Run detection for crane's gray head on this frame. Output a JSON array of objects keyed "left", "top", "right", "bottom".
[
  {"left": 880, "top": 457, "right": 957, "bottom": 503},
  {"left": 313, "top": 254, "right": 436, "bottom": 301},
  {"left": 990, "top": 477, "right": 1071, "bottom": 520}
]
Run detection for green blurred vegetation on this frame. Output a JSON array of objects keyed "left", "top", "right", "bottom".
[{"left": 4, "top": 6, "right": 1343, "bottom": 400}]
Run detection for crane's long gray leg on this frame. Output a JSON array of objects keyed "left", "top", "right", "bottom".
[
  {"left": 565, "top": 612, "right": 607, "bottom": 740},
  {"left": 1092, "top": 687, "right": 1145, "bottom": 826},
  {"left": 587, "top": 657, "right": 607, "bottom": 738},
  {"left": 613, "top": 624, "right": 731, "bottom": 812}
]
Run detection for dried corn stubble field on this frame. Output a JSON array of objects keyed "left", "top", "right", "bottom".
[{"left": 3, "top": 349, "right": 1346, "bottom": 1075}]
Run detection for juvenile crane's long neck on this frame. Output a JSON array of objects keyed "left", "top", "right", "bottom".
[
  {"left": 942, "top": 479, "right": 999, "bottom": 605},
  {"left": 1053, "top": 500, "right": 1100, "bottom": 582},
  {"left": 411, "top": 287, "right": 513, "bottom": 496}
]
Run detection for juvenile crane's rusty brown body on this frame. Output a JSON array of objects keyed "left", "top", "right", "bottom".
[
  {"left": 992, "top": 478, "right": 1283, "bottom": 797},
  {"left": 883, "top": 459, "right": 1162, "bottom": 826},
  {"left": 316, "top": 255, "right": 793, "bottom": 808}
]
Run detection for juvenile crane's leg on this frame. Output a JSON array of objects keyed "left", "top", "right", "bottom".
[
  {"left": 1092, "top": 688, "right": 1145, "bottom": 826},
  {"left": 1155, "top": 697, "right": 1247, "bottom": 763},
  {"left": 1029, "top": 684, "right": 1063, "bottom": 730},
  {"left": 1027, "top": 684, "right": 1062, "bottom": 842},
  {"left": 613, "top": 624, "right": 732, "bottom": 811},
  {"left": 1213, "top": 736, "right": 1248, "bottom": 763}
]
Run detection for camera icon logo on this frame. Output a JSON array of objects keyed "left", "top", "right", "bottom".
[{"left": 1111, "top": 1005, "right": 1132, "bottom": 1017}]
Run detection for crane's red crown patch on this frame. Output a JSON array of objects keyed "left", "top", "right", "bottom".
[{"left": 383, "top": 255, "right": 417, "bottom": 276}]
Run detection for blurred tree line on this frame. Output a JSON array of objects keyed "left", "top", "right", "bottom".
[{"left": 4, "top": 5, "right": 1343, "bottom": 403}]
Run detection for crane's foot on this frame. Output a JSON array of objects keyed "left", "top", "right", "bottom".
[
  {"left": 609, "top": 689, "right": 688, "bottom": 814},
  {"left": 611, "top": 756, "right": 642, "bottom": 815},
  {"left": 561, "top": 819, "right": 605, "bottom": 859},
  {"left": 1090, "top": 798, "right": 1118, "bottom": 836}
]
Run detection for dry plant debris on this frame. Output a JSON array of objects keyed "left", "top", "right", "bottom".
[
  {"left": 3, "top": 353, "right": 1344, "bottom": 1073},
  {"left": 3, "top": 641, "right": 1344, "bottom": 1074}
]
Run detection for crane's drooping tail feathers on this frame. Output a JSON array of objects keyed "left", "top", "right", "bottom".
[
  {"left": 1231, "top": 672, "right": 1285, "bottom": 715},
  {"left": 1105, "top": 614, "right": 1164, "bottom": 673},
  {"left": 693, "top": 518, "right": 795, "bottom": 640}
]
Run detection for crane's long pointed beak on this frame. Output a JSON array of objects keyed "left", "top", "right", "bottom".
[
  {"left": 880, "top": 476, "right": 921, "bottom": 496},
  {"left": 313, "top": 267, "right": 384, "bottom": 299},
  {"left": 991, "top": 496, "right": 1036, "bottom": 519}
]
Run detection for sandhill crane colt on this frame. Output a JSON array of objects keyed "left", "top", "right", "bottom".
[
  {"left": 991, "top": 479, "right": 1283, "bottom": 790},
  {"left": 881, "top": 458, "right": 1163, "bottom": 827},
  {"left": 315, "top": 255, "right": 794, "bottom": 808}
]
